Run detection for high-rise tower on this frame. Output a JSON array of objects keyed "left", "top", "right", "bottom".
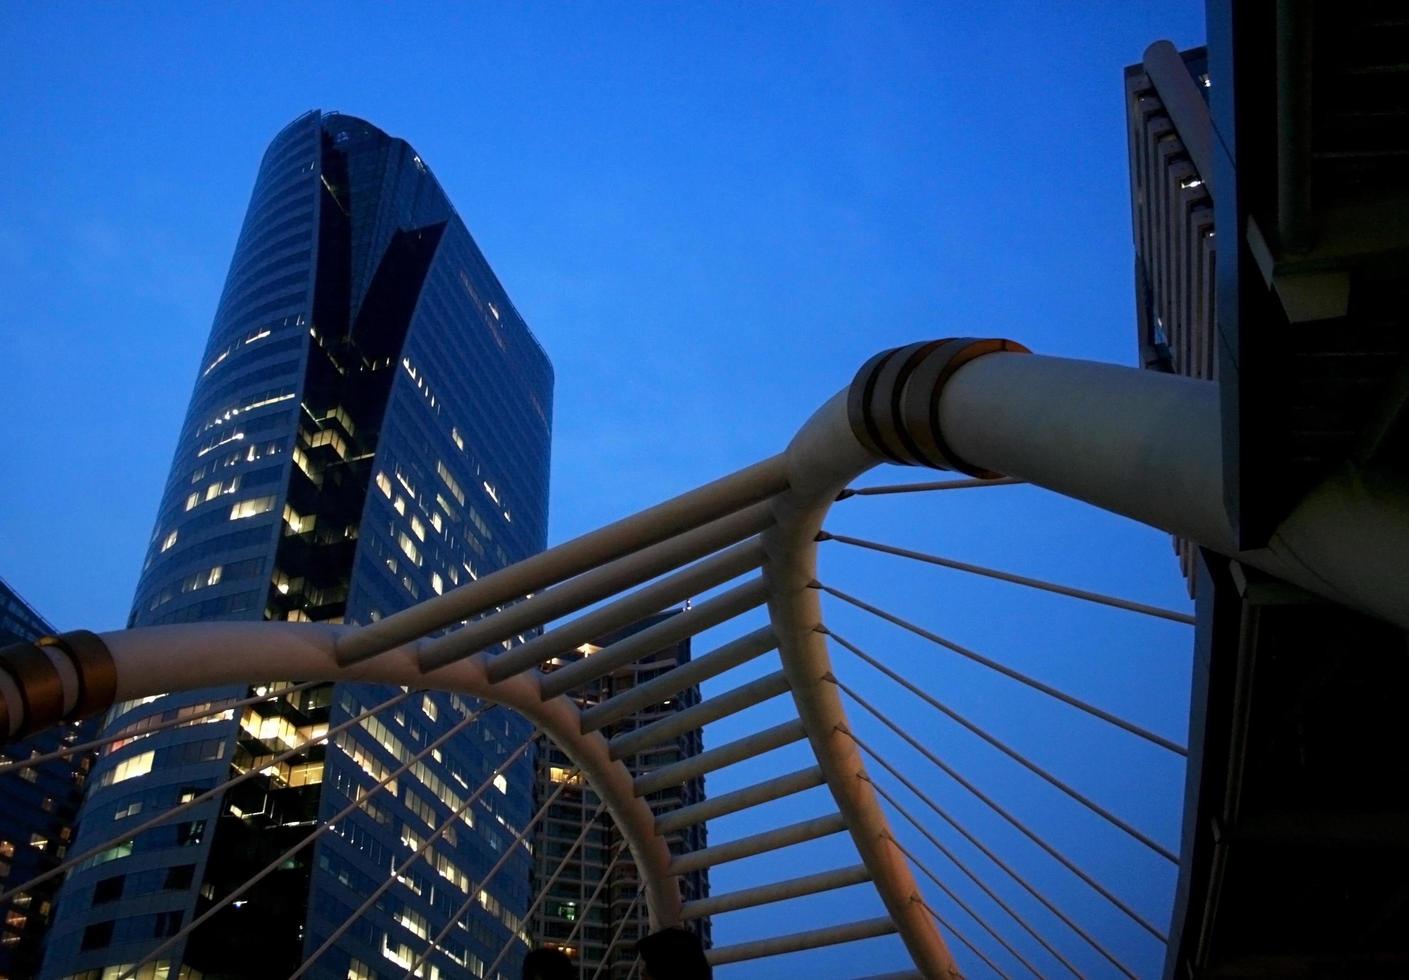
[
  {"left": 530, "top": 614, "right": 710, "bottom": 978},
  {"left": 43, "top": 111, "right": 553, "bottom": 980},
  {"left": 0, "top": 577, "right": 98, "bottom": 980}
]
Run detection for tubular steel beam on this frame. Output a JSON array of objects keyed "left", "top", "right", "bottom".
[
  {"left": 706, "top": 917, "right": 898, "bottom": 966},
  {"left": 581, "top": 626, "right": 777, "bottom": 733},
  {"left": 540, "top": 577, "right": 770, "bottom": 700},
  {"left": 419, "top": 504, "right": 773, "bottom": 672},
  {"left": 667, "top": 812, "right": 849, "bottom": 876},
  {"left": 484, "top": 537, "right": 766, "bottom": 682},
  {"left": 932, "top": 351, "right": 1409, "bottom": 629},
  {"left": 681, "top": 864, "right": 871, "bottom": 920},
  {"left": 336, "top": 452, "right": 789, "bottom": 663},
  {"left": 633, "top": 718, "right": 806, "bottom": 797},
  {"left": 609, "top": 670, "right": 791, "bottom": 761},
  {"left": 654, "top": 766, "right": 824, "bottom": 834},
  {"left": 763, "top": 382, "right": 961, "bottom": 977}
]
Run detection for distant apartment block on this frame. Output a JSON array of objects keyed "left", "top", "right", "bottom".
[{"left": 532, "top": 614, "right": 709, "bottom": 979}]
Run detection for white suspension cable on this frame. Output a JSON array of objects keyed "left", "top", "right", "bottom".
[
  {"left": 834, "top": 677, "right": 1168, "bottom": 943},
  {"left": 818, "top": 531, "right": 1195, "bottom": 624},
  {"left": 884, "top": 831, "right": 1043, "bottom": 977},
  {"left": 589, "top": 888, "right": 644, "bottom": 980},
  {"left": 483, "top": 799, "right": 609, "bottom": 978},
  {"left": 290, "top": 735, "right": 546, "bottom": 979},
  {"left": 847, "top": 727, "right": 1139, "bottom": 977},
  {"left": 817, "top": 581, "right": 1187, "bottom": 755},
  {"left": 823, "top": 625, "right": 1178, "bottom": 862},
  {"left": 0, "top": 687, "right": 413, "bottom": 907},
  {"left": 402, "top": 764, "right": 574, "bottom": 979},
  {"left": 0, "top": 680, "right": 323, "bottom": 775},
  {"left": 118, "top": 701, "right": 497, "bottom": 980}
]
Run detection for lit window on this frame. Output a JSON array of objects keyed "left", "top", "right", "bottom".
[
  {"left": 410, "top": 515, "right": 425, "bottom": 541},
  {"left": 184, "top": 492, "right": 200, "bottom": 511},
  {"left": 283, "top": 504, "right": 314, "bottom": 533},
  {"left": 493, "top": 773, "right": 508, "bottom": 795},
  {"left": 230, "top": 496, "right": 276, "bottom": 520},
  {"left": 451, "top": 428, "right": 464, "bottom": 451},
  {"left": 160, "top": 530, "right": 178, "bottom": 552},
  {"left": 396, "top": 908, "right": 429, "bottom": 940},
  {"left": 100, "top": 751, "right": 154, "bottom": 787},
  {"left": 394, "top": 496, "right": 407, "bottom": 516},
  {"left": 376, "top": 471, "right": 392, "bottom": 498},
  {"left": 398, "top": 534, "right": 421, "bottom": 566},
  {"left": 309, "top": 428, "right": 348, "bottom": 457},
  {"left": 436, "top": 462, "right": 465, "bottom": 505},
  {"left": 431, "top": 573, "right": 444, "bottom": 595},
  {"left": 421, "top": 696, "right": 437, "bottom": 722}
]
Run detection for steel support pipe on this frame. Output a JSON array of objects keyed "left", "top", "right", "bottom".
[
  {"left": 654, "top": 766, "right": 825, "bottom": 834},
  {"left": 483, "top": 537, "right": 766, "bottom": 683},
  {"left": 542, "top": 577, "right": 770, "bottom": 700},
  {"left": 706, "top": 917, "right": 898, "bottom": 966},
  {"left": 680, "top": 863, "right": 871, "bottom": 920},
  {"left": 581, "top": 627, "right": 777, "bottom": 733},
  {"left": 609, "top": 670, "right": 791, "bottom": 760},
  {"left": 764, "top": 384, "right": 961, "bottom": 978},
  {"left": 667, "top": 812, "right": 849, "bottom": 876},
  {"left": 337, "top": 453, "right": 789, "bottom": 663},
  {"left": 931, "top": 351, "right": 1409, "bottom": 629},
  {"left": 419, "top": 503, "right": 773, "bottom": 672},
  {"left": 633, "top": 718, "right": 806, "bottom": 797},
  {"left": 12, "top": 338, "right": 1398, "bottom": 979}
]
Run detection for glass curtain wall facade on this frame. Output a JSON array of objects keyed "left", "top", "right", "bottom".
[
  {"left": 0, "top": 578, "right": 98, "bottom": 980},
  {"left": 531, "top": 615, "right": 710, "bottom": 978},
  {"left": 42, "top": 111, "right": 553, "bottom": 980}
]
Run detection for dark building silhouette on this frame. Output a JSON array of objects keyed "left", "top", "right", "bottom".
[
  {"left": 531, "top": 614, "right": 709, "bottom": 979},
  {"left": 42, "top": 111, "right": 553, "bottom": 980},
  {"left": 0, "top": 578, "right": 98, "bottom": 980},
  {"left": 1130, "top": 11, "right": 1409, "bottom": 976}
]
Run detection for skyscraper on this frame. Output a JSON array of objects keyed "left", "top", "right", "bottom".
[
  {"left": 1124, "top": 42, "right": 1213, "bottom": 591},
  {"left": 0, "top": 578, "right": 97, "bottom": 980},
  {"left": 530, "top": 615, "right": 710, "bottom": 978},
  {"left": 42, "top": 111, "right": 553, "bottom": 980}
]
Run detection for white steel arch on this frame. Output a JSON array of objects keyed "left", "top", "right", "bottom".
[{"left": 4, "top": 337, "right": 1404, "bottom": 978}]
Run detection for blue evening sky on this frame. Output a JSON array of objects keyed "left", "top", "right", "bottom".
[{"left": 1, "top": 3, "right": 1206, "bottom": 977}]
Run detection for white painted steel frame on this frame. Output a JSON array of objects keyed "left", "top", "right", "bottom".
[{"left": 9, "top": 345, "right": 1401, "bottom": 977}]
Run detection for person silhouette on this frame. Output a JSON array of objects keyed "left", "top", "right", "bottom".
[
  {"left": 636, "top": 926, "right": 712, "bottom": 980},
  {"left": 522, "top": 946, "right": 574, "bottom": 980}
]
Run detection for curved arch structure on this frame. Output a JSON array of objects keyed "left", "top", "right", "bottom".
[{"left": 4, "top": 339, "right": 1406, "bottom": 977}]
